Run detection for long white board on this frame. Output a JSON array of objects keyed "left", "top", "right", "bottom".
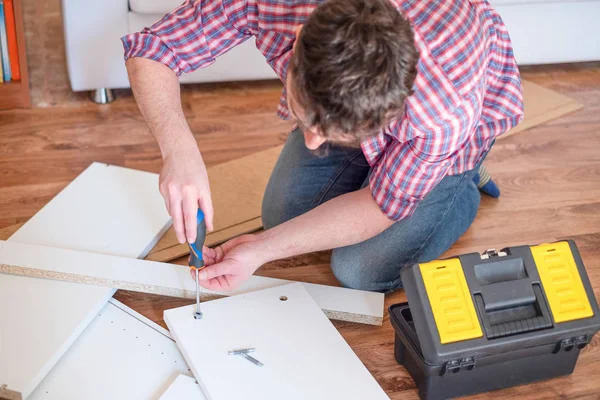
[
  {"left": 0, "top": 240, "right": 384, "bottom": 325},
  {"left": 0, "top": 163, "right": 171, "bottom": 398},
  {"left": 164, "top": 283, "right": 389, "bottom": 400}
]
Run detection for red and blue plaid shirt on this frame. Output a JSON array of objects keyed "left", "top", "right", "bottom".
[{"left": 122, "top": 0, "right": 524, "bottom": 221}]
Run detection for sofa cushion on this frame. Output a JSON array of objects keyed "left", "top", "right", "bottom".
[{"left": 129, "top": 0, "right": 184, "bottom": 15}]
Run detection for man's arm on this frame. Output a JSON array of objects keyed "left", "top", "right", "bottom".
[
  {"left": 258, "top": 186, "right": 393, "bottom": 259},
  {"left": 196, "top": 187, "right": 393, "bottom": 290},
  {"left": 126, "top": 57, "right": 214, "bottom": 241},
  {"left": 121, "top": 0, "right": 253, "bottom": 242}
]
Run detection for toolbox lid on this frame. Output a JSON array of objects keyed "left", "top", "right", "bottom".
[{"left": 398, "top": 241, "right": 600, "bottom": 366}]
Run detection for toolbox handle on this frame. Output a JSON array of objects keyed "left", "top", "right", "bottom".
[{"left": 474, "top": 284, "right": 553, "bottom": 339}]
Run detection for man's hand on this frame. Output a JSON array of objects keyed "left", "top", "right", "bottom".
[
  {"left": 189, "top": 187, "right": 394, "bottom": 292},
  {"left": 159, "top": 146, "right": 214, "bottom": 243},
  {"left": 193, "top": 234, "right": 265, "bottom": 291}
]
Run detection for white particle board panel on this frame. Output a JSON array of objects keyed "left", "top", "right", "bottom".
[
  {"left": 28, "top": 301, "right": 194, "bottom": 400},
  {"left": 159, "top": 375, "right": 205, "bottom": 400},
  {"left": 0, "top": 276, "right": 114, "bottom": 399},
  {"left": 0, "top": 163, "right": 171, "bottom": 398},
  {"left": 164, "top": 283, "right": 389, "bottom": 400},
  {"left": 0, "top": 241, "right": 384, "bottom": 325},
  {"left": 9, "top": 162, "right": 171, "bottom": 257}
]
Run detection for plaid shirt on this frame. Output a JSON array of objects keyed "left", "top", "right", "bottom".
[{"left": 122, "top": 0, "right": 524, "bottom": 221}]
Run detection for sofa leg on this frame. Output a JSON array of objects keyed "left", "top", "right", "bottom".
[{"left": 90, "top": 88, "right": 115, "bottom": 104}]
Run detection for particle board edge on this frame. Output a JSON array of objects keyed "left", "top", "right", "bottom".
[{"left": 0, "top": 241, "right": 384, "bottom": 326}]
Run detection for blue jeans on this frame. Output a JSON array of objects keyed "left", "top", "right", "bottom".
[{"left": 262, "top": 129, "right": 483, "bottom": 293}]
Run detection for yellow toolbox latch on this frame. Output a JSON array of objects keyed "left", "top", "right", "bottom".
[
  {"left": 419, "top": 258, "right": 483, "bottom": 344},
  {"left": 532, "top": 242, "right": 594, "bottom": 323}
]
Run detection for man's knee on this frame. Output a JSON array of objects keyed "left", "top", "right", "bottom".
[
  {"left": 261, "top": 176, "right": 309, "bottom": 229},
  {"left": 261, "top": 183, "right": 285, "bottom": 230},
  {"left": 330, "top": 247, "right": 403, "bottom": 293}
]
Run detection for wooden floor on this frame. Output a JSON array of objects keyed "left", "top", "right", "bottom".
[{"left": 1, "top": 4, "right": 600, "bottom": 395}]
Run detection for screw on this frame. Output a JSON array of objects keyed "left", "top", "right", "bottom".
[
  {"left": 228, "top": 348, "right": 256, "bottom": 356},
  {"left": 241, "top": 353, "right": 264, "bottom": 367}
]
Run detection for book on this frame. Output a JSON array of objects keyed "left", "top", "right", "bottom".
[
  {"left": 4, "top": 0, "right": 19, "bottom": 80},
  {"left": 0, "top": 1, "right": 12, "bottom": 82},
  {"left": 0, "top": 32, "right": 3, "bottom": 82}
]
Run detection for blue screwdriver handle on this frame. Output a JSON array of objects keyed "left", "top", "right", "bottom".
[{"left": 188, "top": 209, "right": 206, "bottom": 270}]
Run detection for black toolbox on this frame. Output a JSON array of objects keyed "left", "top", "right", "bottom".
[{"left": 390, "top": 240, "right": 600, "bottom": 399}]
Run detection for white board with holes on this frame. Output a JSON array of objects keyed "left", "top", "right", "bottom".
[
  {"left": 0, "top": 162, "right": 171, "bottom": 398},
  {"left": 164, "top": 283, "right": 389, "bottom": 400},
  {"left": 29, "top": 301, "right": 194, "bottom": 400}
]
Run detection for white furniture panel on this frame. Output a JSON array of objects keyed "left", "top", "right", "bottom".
[
  {"left": 29, "top": 302, "right": 193, "bottom": 400},
  {"left": 0, "top": 162, "right": 171, "bottom": 398},
  {"left": 164, "top": 283, "right": 389, "bottom": 400}
]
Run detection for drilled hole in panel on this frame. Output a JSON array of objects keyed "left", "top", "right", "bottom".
[{"left": 279, "top": 296, "right": 288, "bottom": 301}]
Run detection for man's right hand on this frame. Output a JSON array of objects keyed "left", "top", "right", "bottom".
[{"left": 159, "top": 147, "right": 214, "bottom": 244}]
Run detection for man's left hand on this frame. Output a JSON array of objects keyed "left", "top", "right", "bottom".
[{"left": 192, "top": 234, "right": 264, "bottom": 291}]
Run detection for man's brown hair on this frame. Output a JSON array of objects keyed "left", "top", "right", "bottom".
[{"left": 289, "top": 0, "right": 418, "bottom": 143}]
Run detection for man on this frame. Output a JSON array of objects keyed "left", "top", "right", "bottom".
[{"left": 122, "top": 0, "right": 523, "bottom": 292}]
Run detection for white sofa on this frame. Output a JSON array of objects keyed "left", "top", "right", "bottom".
[{"left": 61, "top": 0, "right": 600, "bottom": 103}]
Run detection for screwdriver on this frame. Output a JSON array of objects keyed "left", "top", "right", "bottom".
[{"left": 188, "top": 209, "right": 207, "bottom": 320}]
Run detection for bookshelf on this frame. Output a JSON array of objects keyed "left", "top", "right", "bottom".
[{"left": 0, "top": 0, "right": 30, "bottom": 110}]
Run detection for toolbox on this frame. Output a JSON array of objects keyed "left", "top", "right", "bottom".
[{"left": 390, "top": 240, "right": 600, "bottom": 399}]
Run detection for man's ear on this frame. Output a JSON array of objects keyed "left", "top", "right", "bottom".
[
  {"left": 293, "top": 24, "right": 304, "bottom": 50},
  {"left": 303, "top": 130, "right": 327, "bottom": 150}
]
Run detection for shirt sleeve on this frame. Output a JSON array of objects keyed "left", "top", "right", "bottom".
[
  {"left": 368, "top": 53, "right": 480, "bottom": 222},
  {"left": 369, "top": 119, "right": 470, "bottom": 222},
  {"left": 479, "top": 12, "right": 525, "bottom": 136},
  {"left": 121, "top": 0, "right": 251, "bottom": 76}
]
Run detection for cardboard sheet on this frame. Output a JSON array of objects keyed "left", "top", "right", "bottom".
[{"left": 498, "top": 79, "right": 583, "bottom": 140}]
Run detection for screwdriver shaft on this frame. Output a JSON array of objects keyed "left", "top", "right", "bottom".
[{"left": 194, "top": 268, "right": 203, "bottom": 319}]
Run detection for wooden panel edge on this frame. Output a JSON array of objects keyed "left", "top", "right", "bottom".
[{"left": 145, "top": 217, "right": 263, "bottom": 263}]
